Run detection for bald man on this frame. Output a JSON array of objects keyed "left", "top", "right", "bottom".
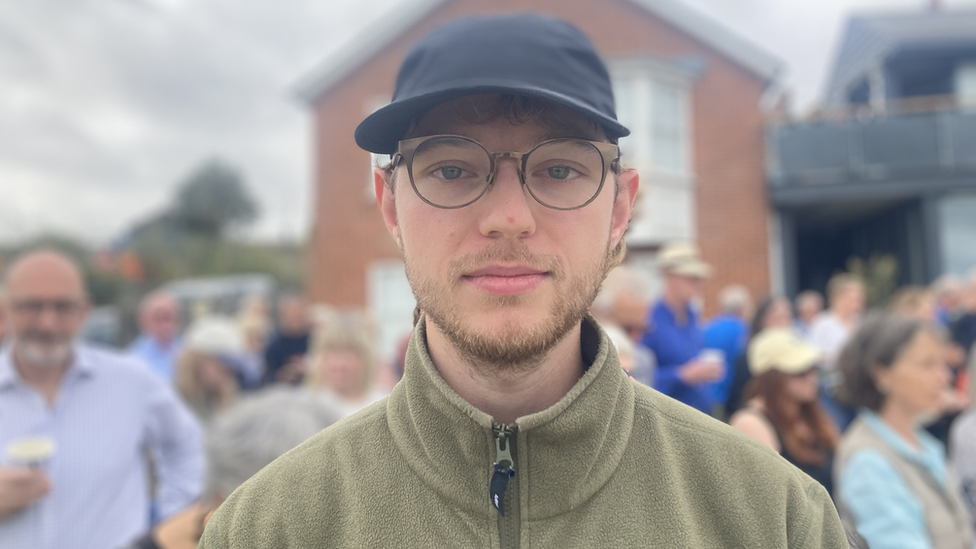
[
  {"left": 0, "top": 250, "right": 204, "bottom": 549},
  {"left": 129, "top": 291, "right": 183, "bottom": 382}
]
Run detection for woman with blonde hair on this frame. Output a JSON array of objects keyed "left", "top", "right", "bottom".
[
  {"left": 176, "top": 317, "right": 246, "bottom": 424},
  {"left": 305, "top": 313, "right": 387, "bottom": 418}
]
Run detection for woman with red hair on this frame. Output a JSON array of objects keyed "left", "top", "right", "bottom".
[{"left": 729, "top": 328, "right": 840, "bottom": 496}]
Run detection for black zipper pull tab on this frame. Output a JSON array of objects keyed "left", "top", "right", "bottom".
[{"left": 490, "top": 423, "right": 516, "bottom": 516}]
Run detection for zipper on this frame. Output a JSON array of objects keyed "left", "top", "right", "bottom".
[{"left": 491, "top": 423, "right": 520, "bottom": 549}]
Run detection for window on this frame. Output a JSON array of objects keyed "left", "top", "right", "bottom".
[
  {"left": 610, "top": 59, "right": 695, "bottom": 246},
  {"left": 938, "top": 193, "right": 976, "bottom": 276},
  {"left": 364, "top": 96, "right": 391, "bottom": 202},
  {"left": 611, "top": 65, "right": 691, "bottom": 176},
  {"left": 955, "top": 63, "right": 976, "bottom": 109},
  {"left": 367, "top": 260, "right": 415, "bottom": 364}
]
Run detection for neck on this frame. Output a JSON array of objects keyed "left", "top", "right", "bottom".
[
  {"left": 12, "top": 346, "right": 70, "bottom": 403},
  {"left": 878, "top": 402, "right": 920, "bottom": 447},
  {"left": 425, "top": 319, "right": 585, "bottom": 425}
]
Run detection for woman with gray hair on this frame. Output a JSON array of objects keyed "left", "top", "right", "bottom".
[
  {"left": 122, "top": 389, "right": 343, "bottom": 549},
  {"left": 834, "top": 314, "right": 974, "bottom": 549}
]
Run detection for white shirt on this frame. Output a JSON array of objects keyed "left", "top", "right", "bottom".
[
  {"left": 0, "top": 344, "right": 204, "bottom": 549},
  {"left": 806, "top": 312, "right": 856, "bottom": 371}
]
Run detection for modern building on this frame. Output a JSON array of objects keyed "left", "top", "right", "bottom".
[
  {"left": 296, "top": 0, "right": 781, "bottom": 359},
  {"left": 768, "top": 8, "right": 976, "bottom": 296}
]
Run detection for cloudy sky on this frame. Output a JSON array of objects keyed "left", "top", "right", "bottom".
[{"left": 2, "top": 0, "right": 974, "bottom": 246}]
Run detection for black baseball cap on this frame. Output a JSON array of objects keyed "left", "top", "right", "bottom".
[{"left": 354, "top": 13, "right": 630, "bottom": 154}]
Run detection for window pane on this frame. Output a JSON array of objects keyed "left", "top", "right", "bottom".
[
  {"left": 939, "top": 193, "right": 976, "bottom": 276},
  {"left": 612, "top": 77, "right": 641, "bottom": 164},
  {"left": 652, "top": 80, "right": 688, "bottom": 173}
]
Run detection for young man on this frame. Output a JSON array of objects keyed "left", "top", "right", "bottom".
[{"left": 201, "top": 13, "right": 846, "bottom": 547}]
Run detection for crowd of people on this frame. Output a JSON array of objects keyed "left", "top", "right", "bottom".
[
  {"left": 2, "top": 240, "right": 975, "bottom": 547},
  {"left": 0, "top": 249, "right": 391, "bottom": 549},
  {"left": 592, "top": 242, "right": 976, "bottom": 548}
]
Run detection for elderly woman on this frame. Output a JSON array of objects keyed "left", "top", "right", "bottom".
[
  {"left": 304, "top": 314, "right": 387, "bottom": 418},
  {"left": 729, "top": 329, "right": 839, "bottom": 496},
  {"left": 123, "top": 389, "right": 342, "bottom": 549},
  {"left": 834, "top": 314, "right": 975, "bottom": 549}
]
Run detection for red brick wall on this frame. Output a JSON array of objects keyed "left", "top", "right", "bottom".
[{"left": 308, "top": 0, "right": 771, "bottom": 313}]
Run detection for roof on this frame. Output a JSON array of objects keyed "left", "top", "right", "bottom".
[
  {"left": 293, "top": 0, "right": 782, "bottom": 103},
  {"left": 823, "top": 9, "right": 976, "bottom": 106}
]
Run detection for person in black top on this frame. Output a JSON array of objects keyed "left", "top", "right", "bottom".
[
  {"left": 729, "top": 328, "right": 840, "bottom": 497},
  {"left": 262, "top": 294, "right": 312, "bottom": 385},
  {"left": 724, "top": 296, "right": 794, "bottom": 418}
]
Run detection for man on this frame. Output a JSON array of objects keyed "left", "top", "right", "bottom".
[
  {"left": 703, "top": 284, "right": 752, "bottom": 408},
  {"left": 201, "top": 14, "right": 846, "bottom": 547},
  {"left": 262, "top": 294, "right": 311, "bottom": 385},
  {"left": 807, "top": 273, "right": 865, "bottom": 432},
  {"left": 129, "top": 291, "right": 182, "bottom": 382},
  {"left": 0, "top": 250, "right": 204, "bottom": 549},
  {"left": 807, "top": 273, "right": 865, "bottom": 372},
  {"left": 794, "top": 289, "right": 824, "bottom": 338},
  {"left": 590, "top": 265, "right": 656, "bottom": 386},
  {"left": 642, "top": 242, "right": 725, "bottom": 413}
]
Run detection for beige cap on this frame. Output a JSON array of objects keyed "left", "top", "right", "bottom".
[
  {"left": 748, "top": 328, "right": 822, "bottom": 376},
  {"left": 185, "top": 317, "right": 245, "bottom": 356},
  {"left": 657, "top": 242, "right": 712, "bottom": 279}
]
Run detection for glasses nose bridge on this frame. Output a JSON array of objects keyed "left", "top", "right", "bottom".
[{"left": 488, "top": 150, "right": 528, "bottom": 186}]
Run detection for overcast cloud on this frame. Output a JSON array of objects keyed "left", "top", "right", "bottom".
[{"left": 1, "top": 0, "right": 974, "bottom": 245}]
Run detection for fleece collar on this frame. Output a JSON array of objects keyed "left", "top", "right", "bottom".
[{"left": 386, "top": 314, "right": 634, "bottom": 520}]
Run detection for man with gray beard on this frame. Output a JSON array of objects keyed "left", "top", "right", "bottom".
[{"left": 0, "top": 250, "right": 203, "bottom": 549}]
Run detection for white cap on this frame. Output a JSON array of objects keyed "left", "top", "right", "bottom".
[{"left": 184, "top": 316, "right": 245, "bottom": 356}]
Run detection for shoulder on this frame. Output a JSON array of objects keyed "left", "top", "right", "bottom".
[
  {"left": 729, "top": 407, "right": 780, "bottom": 451},
  {"left": 203, "top": 398, "right": 392, "bottom": 539},
  {"left": 630, "top": 385, "right": 842, "bottom": 541},
  {"left": 78, "top": 344, "right": 163, "bottom": 389},
  {"left": 632, "top": 384, "right": 808, "bottom": 486}
]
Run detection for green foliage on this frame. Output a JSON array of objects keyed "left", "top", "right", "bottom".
[
  {"left": 846, "top": 254, "right": 899, "bottom": 307},
  {"left": 172, "top": 160, "right": 258, "bottom": 237}
]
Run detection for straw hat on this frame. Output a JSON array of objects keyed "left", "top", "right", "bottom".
[
  {"left": 657, "top": 242, "right": 712, "bottom": 279},
  {"left": 748, "top": 329, "right": 822, "bottom": 376},
  {"left": 184, "top": 317, "right": 245, "bottom": 356}
]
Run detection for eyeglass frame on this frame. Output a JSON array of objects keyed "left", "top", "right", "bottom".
[{"left": 390, "top": 135, "right": 621, "bottom": 211}]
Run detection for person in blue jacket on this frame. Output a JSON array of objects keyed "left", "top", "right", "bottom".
[{"left": 642, "top": 243, "right": 724, "bottom": 414}]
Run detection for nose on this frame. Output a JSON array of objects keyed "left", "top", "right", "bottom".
[{"left": 477, "top": 158, "right": 536, "bottom": 239}]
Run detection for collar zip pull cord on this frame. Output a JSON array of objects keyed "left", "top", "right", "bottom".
[{"left": 490, "top": 423, "right": 517, "bottom": 516}]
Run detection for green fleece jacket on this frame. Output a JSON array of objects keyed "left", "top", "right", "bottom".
[{"left": 199, "top": 317, "right": 847, "bottom": 548}]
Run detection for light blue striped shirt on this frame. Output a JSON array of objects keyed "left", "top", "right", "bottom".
[{"left": 0, "top": 343, "right": 204, "bottom": 549}]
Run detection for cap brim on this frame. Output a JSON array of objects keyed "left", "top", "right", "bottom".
[{"left": 355, "top": 84, "right": 630, "bottom": 154}]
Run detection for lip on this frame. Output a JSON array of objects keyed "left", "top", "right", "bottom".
[{"left": 462, "top": 264, "right": 550, "bottom": 295}]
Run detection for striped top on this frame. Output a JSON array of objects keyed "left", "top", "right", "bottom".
[{"left": 0, "top": 343, "right": 204, "bottom": 549}]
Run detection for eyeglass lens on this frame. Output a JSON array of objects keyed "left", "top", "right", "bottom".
[
  {"left": 409, "top": 137, "right": 606, "bottom": 209},
  {"left": 13, "top": 299, "right": 82, "bottom": 316}
]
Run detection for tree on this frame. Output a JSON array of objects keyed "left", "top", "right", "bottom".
[{"left": 173, "top": 159, "right": 258, "bottom": 237}]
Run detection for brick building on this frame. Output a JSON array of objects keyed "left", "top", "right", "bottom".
[{"left": 295, "top": 0, "right": 781, "bottom": 359}]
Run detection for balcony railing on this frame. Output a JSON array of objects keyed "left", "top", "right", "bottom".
[{"left": 767, "top": 106, "right": 976, "bottom": 187}]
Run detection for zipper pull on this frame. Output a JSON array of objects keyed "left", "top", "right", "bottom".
[{"left": 490, "top": 423, "right": 516, "bottom": 516}]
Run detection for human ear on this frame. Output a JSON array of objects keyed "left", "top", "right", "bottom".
[
  {"left": 609, "top": 169, "right": 639, "bottom": 249},
  {"left": 374, "top": 167, "right": 401, "bottom": 246}
]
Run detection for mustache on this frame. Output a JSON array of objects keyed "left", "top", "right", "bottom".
[{"left": 448, "top": 243, "right": 563, "bottom": 281}]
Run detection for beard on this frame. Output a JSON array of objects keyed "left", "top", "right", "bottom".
[
  {"left": 14, "top": 331, "right": 74, "bottom": 369},
  {"left": 405, "top": 239, "right": 610, "bottom": 375}
]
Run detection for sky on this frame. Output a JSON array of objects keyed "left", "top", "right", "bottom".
[{"left": 1, "top": 0, "right": 975, "bottom": 246}]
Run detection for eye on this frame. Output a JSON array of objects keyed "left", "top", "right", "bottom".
[
  {"left": 546, "top": 166, "right": 575, "bottom": 179},
  {"left": 438, "top": 166, "right": 466, "bottom": 180}
]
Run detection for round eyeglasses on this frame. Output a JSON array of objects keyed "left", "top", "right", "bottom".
[{"left": 391, "top": 135, "right": 620, "bottom": 210}]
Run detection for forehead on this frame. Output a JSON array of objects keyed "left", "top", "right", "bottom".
[
  {"left": 408, "top": 94, "right": 606, "bottom": 144},
  {"left": 5, "top": 256, "right": 85, "bottom": 299}
]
